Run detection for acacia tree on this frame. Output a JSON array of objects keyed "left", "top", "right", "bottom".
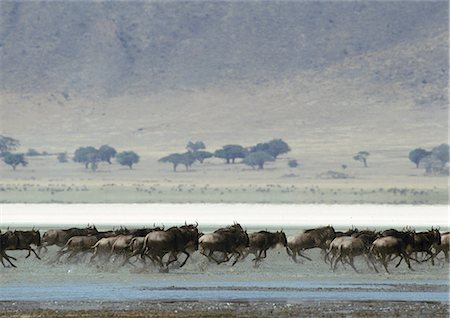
[
  {"left": 116, "top": 151, "right": 140, "bottom": 169},
  {"left": 214, "top": 144, "right": 248, "bottom": 164},
  {"left": 251, "top": 139, "right": 291, "bottom": 158},
  {"left": 57, "top": 152, "right": 68, "bottom": 163},
  {"left": 0, "top": 135, "right": 20, "bottom": 156},
  {"left": 99, "top": 145, "right": 117, "bottom": 164},
  {"left": 3, "top": 152, "right": 28, "bottom": 170},
  {"left": 431, "top": 143, "right": 449, "bottom": 164},
  {"left": 243, "top": 151, "right": 275, "bottom": 169},
  {"left": 409, "top": 148, "right": 431, "bottom": 168},
  {"left": 192, "top": 150, "right": 213, "bottom": 163},
  {"left": 186, "top": 141, "right": 206, "bottom": 152},
  {"left": 353, "top": 151, "right": 370, "bottom": 167},
  {"left": 73, "top": 146, "right": 99, "bottom": 170},
  {"left": 159, "top": 152, "right": 195, "bottom": 171}
]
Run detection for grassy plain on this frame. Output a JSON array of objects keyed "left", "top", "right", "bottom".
[{"left": 0, "top": 153, "right": 447, "bottom": 204}]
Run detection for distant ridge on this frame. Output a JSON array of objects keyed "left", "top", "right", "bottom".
[{"left": 0, "top": 1, "right": 447, "bottom": 99}]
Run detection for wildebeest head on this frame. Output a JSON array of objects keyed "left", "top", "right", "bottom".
[
  {"left": 86, "top": 225, "right": 98, "bottom": 235},
  {"left": 276, "top": 231, "right": 288, "bottom": 247},
  {"left": 179, "top": 224, "right": 200, "bottom": 250},
  {"left": 430, "top": 228, "right": 441, "bottom": 245}
]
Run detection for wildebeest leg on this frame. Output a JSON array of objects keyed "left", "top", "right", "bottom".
[
  {"left": 252, "top": 249, "right": 264, "bottom": 262},
  {"left": 208, "top": 252, "right": 230, "bottom": 265},
  {"left": 364, "top": 254, "right": 379, "bottom": 273},
  {"left": 402, "top": 252, "right": 414, "bottom": 271},
  {"left": 298, "top": 251, "right": 312, "bottom": 261},
  {"left": 66, "top": 250, "right": 80, "bottom": 262},
  {"left": 27, "top": 247, "right": 41, "bottom": 260},
  {"left": 1, "top": 251, "right": 17, "bottom": 268},
  {"left": 178, "top": 251, "right": 190, "bottom": 268},
  {"left": 348, "top": 257, "right": 359, "bottom": 273},
  {"left": 231, "top": 251, "right": 241, "bottom": 266},
  {"left": 332, "top": 255, "right": 342, "bottom": 272},
  {"left": 381, "top": 256, "right": 390, "bottom": 274},
  {"left": 394, "top": 253, "right": 404, "bottom": 268},
  {"left": 37, "top": 245, "right": 48, "bottom": 255},
  {"left": 421, "top": 250, "right": 436, "bottom": 265}
]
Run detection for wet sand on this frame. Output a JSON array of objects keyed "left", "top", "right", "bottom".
[{"left": 1, "top": 299, "right": 449, "bottom": 318}]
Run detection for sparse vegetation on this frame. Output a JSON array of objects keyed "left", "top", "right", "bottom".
[
  {"left": 409, "top": 148, "right": 431, "bottom": 168},
  {"left": 73, "top": 146, "right": 100, "bottom": 170},
  {"left": 98, "top": 145, "right": 117, "bottom": 164},
  {"left": 250, "top": 139, "right": 291, "bottom": 158},
  {"left": 116, "top": 151, "right": 140, "bottom": 169},
  {"left": 353, "top": 151, "right": 370, "bottom": 167},
  {"left": 214, "top": 145, "right": 248, "bottom": 164},
  {"left": 159, "top": 152, "right": 195, "bottom": 171},
  {"left": 57, "top": 152, "right": 68, "bottom": 163},
  {"left": 186, "top": 141, "right": 206, "bottom": 152},
  {"left": 25, "top": 148, "right": 41, "bottom": 157},
  {"left": 243, "top": 151, "right": 275, "bottom": 170},
  {"left": 420, "top": 143, "right": 449, "bottom": 175},
  {"left": 3, "top": 152, "right": 28, "bottom": 170},
  {"left": 192, "top": 150, "right": 213, "bottom": 164},
  {"left": 288, "top": 160, "right": 298, "bottom": 168},
  {"left": 0, "top": 135, "right": 20, "bottom": 156}
]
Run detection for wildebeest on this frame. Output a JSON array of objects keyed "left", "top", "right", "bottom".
[
  {"left": 332, "top": 237, "right": 378, "bottom": 273},
  {"left": 287, "top": 226, "right": 336, "bottom": 263},
  {"left": 54, "top": 231, "right": 116, "bottom": 263},
  {"left": 141, "top": 224, "right": 199, "bottom": 271},
  {"left": 242, "top": 230, "right": 288, "bottom": 265},
  {"left": 199, "top": 223, "right": 249, "bottom": 266},
  {"left": 406, "top": 228, "right": 441, "bottom": 265},
  {"left": 3, "top": 230, "right": 42, "bottom": 260},
  {"left": 90, "top": 235, "right": 121, "bottom": 263},
  {"left": 432, "top": 231, "right": 450, "bottom": 263},
  {"left": 0, "top": 231, "right": 17, "bottom": 268},
  {"left": 40, "top": 225, "right": 98, "bottom": 252},
  {"left": 325, "top": 236, "right": 352, "bottom": 267},
  {"left": 370, "top": 230, "right": 415, "bottom": 273}
]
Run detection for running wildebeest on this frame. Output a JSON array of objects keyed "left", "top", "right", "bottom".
[
  {"left": 40, "top": 225, "right": 98, "bottom": 252},
  {"left": 242, "top": 230, "right": 288, "bottom": 265},
  {"left": 432, "top": 231, "right": 450, "bottom": 263},
  {"left": 332, "top": 236, "right": 378, "bottom": 273},
  {"left": 199, "top": 223, "right": 250, "bottom": 266},
  {"left": 370, "top": 230, "right": 415, "bottom": 273},
  {"left": 54, "top": 231, "right": 116, "bottom": 263},
  {"left": 3, "top": 230, "right": 42, "bottom": 260},
  {"left": 0, "top": 231, "right": 17, "bottom": 268},
  {"left": 406, "top": 228, "right": 441, "bottom": 265},
  {"left": 287, "top": 225, "right": 336, "bottom": 263},
  {"left": 141, "top": 223, "right": 199, "bottom": 271}
]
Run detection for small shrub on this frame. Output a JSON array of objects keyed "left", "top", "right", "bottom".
[
  {"left": 288, "top": 159, "right": 298, "bottom": 168},
  {"left": 26, "top": 148, "right": 41, "bottom": 156},
  {"left": 57, "top": 152, "right": 68, "bottom": 163}
]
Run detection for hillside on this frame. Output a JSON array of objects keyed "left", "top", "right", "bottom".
[{"left": 0, "top": 1, "right": 448, "bottom": 166}]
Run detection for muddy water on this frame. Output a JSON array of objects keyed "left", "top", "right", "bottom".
[{"left": 1, "top": 227, "right": 449, "bottom": 308}]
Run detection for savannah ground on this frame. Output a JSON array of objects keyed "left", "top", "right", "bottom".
[
  {"left": 0, "top": 144, "right": 447, "bottom": 204},
  {"left": 1, "top": 300, "right": 448, "bottom": 318},
  {"left": 1, "top": 244, "right": 449, "bottom": 318}
]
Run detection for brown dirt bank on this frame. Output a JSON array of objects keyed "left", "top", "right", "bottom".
[{"left": 1, "top": 300, "right": 449, "bottom": 318}]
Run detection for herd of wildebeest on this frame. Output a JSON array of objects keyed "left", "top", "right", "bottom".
[{"left": 0, "top": 223, "right": 448, "bottom": 273}]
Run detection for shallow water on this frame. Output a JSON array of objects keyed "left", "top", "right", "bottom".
[{"left": 1, "top": 243, "right": 449, "bottom": 306}]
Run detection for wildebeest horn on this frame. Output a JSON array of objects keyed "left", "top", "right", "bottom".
[{"left": 195, "top": 221, "right": 198, "bottom": 228}]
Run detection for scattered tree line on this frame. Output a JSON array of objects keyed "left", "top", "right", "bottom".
[
  {"left": 1, "top": 134, "right": 448, "bottom": 176},
  {"left": 73, "top": 145, "right": 139, "bottom": 171},
  {"left": 409, "top": 144, "right": 449, "bottom": 175},
  {"left": 0, "top": 135, "right": 27, "bottom": 170},
  {"left": 159, "top": 139, "right": 291, "bottom": 171}
]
